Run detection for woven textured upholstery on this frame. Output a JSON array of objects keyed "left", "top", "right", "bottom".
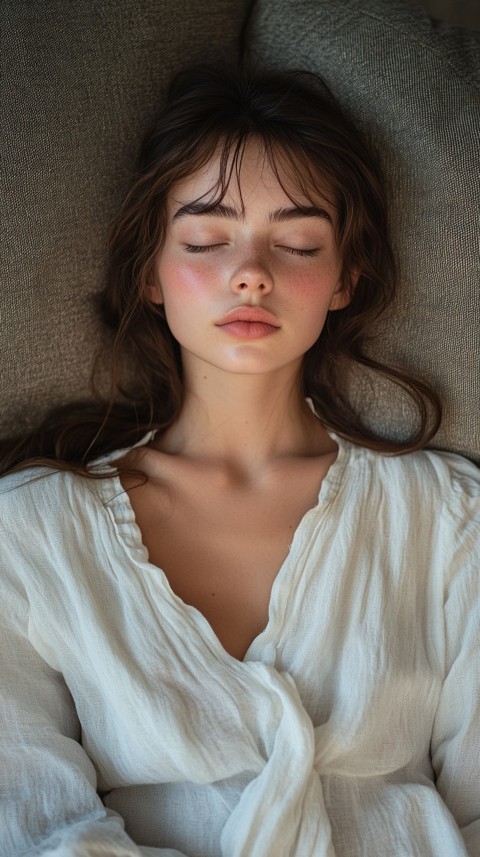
[{"left": 246, "top": 0, "right": 480, "bottom": 461}]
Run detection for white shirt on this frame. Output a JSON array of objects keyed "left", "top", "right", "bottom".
[{"left": 1, "top": 432, "right": 479, "bottom": 857}]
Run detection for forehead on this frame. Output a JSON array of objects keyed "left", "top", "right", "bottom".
[{"left": 168, "top": 137, "right": 336, "bottom": 215}]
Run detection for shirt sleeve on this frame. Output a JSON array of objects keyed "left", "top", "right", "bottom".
[
  {"left": 0, "top": 560, "right": 186, "bottom": 857},
  {"left": 430, "top": 456, "right": 480, "bottom": 857}
]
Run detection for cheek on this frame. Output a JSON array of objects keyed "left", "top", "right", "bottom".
[
  {"left": 292, "top": 280, "right": 319, "bottom": 307},
  {"left": 288, "top": 267, "right": 340, "bottom": 313},
  {"left": 159, "top": 256, "right": 218, "bottom": 303}
]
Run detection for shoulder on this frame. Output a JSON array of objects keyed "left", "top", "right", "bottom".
[
  {"left": 349, "top": 441, "right": 479, "bottom": 503},
  {"left": 0, "top": 465, "right": 113, "bottom": 563},
  {"left": 0, "top": 465, "right": 100, "bottom": 512},
  {"left": 352, "top": 443, "right": 479, "bottom": 560},
  {"left": 384, "top": 446, "right": 478, "bottom": 512},
  {"left": 335, "top": 437, "right": 479, "bottom": 540},
  {"left": 0, "top": 465, "right": 127, "bottom": 619}
]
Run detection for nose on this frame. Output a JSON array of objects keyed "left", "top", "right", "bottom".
[{"left": 230, "top": 256, "right": 273, "bottom": 296}]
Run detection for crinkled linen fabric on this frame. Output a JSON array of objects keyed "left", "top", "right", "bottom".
[{"left": 1, "top": 433, "right": 479, "bottom": 856}]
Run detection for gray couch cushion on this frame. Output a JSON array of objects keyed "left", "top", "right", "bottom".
[
  {"left": 246, "top": 0, "right": 479, "bottom": 461},
  {"left": 1, "top": 0, "right": 251, "bottom": 437}
]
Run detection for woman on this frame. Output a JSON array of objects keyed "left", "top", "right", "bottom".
[{"left": 1, "top": 65, "right": 478, "bottom": 857}]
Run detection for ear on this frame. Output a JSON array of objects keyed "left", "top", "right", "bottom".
[
  {"left": 145, "top": 282, "right": 163, "bottom": 305},
  {"left": 328, "top": 267, "right": 360, "bottom": 311}
]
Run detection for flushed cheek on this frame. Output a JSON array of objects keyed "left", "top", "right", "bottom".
[
  {"left": 284, "top": 270, "right": 340, "bottom": 311},
  {"left": 290, "top": 281, "right": 320, "bottom": 310},
  {"left": 159, "top": 258, "right": 219, "bottom": 302}
]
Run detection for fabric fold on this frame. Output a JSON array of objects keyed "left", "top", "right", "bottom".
[{"left": 220, "top": 665, "right": 335, "bottom": 856}]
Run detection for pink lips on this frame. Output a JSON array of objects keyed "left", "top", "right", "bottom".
[{"left": 215, "top": 307, "right": 280, "bottom": 339}]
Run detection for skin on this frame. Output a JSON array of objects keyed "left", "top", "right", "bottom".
[{"left": 121, "top": 139, "right": 359, "bottom": 660}]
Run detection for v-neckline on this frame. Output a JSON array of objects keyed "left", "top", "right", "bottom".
[{"left": 98, "top": 430, "right": 350, "bottom": 665}]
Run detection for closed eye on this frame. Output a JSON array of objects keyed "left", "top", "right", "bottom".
[
  {"left": 184, "top": 244, "right": 226, "bottom": 253},
  {"left": 185, "top": 244, "right": 320, "bottom": 257},
  {"left": 279, "top": 246, "right": 320, "bottom": 257}
]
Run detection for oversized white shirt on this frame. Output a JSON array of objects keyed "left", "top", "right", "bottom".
[{"left": 1, "top": 432, "right": 479, "bottom": 857}]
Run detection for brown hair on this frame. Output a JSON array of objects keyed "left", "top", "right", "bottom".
[{"left": 0, "top": 63, "right": 441, "bottom": 478}]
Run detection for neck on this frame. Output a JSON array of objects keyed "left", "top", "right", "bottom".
[{"left": 153, "top": 361, "right": 335, "bottom": 478}]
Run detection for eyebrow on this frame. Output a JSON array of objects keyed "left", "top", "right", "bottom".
[
  {"left": 270, "top": 205, "right": 332, "bottom": 224},
  {"left": 172, "top": 201, "right": 332, "bottom": 223}
]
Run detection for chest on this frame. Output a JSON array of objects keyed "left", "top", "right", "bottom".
[
  {"left": 121, "top": 459, "right": 334, "bottom": 660},
  {"left": 78, "top": 478, "right": 439, "bottom": 791}
]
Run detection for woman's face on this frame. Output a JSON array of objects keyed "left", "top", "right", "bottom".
[{"left": 149, "top": 139, "right": 355, "bottom": 382}]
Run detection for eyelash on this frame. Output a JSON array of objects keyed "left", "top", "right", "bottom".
[
  {"left": 282, "top": 246, "right": 319, "bottom": 257},
  {"left": 184, "top": 244, "right": 320, "bottom": 257},
  {"left": 184, "top": 244, "right": 224, "bottom": 253}
]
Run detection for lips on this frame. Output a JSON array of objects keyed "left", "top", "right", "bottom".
[{"left": 215, "top": 307, "right": 280, "bottom": 327}]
